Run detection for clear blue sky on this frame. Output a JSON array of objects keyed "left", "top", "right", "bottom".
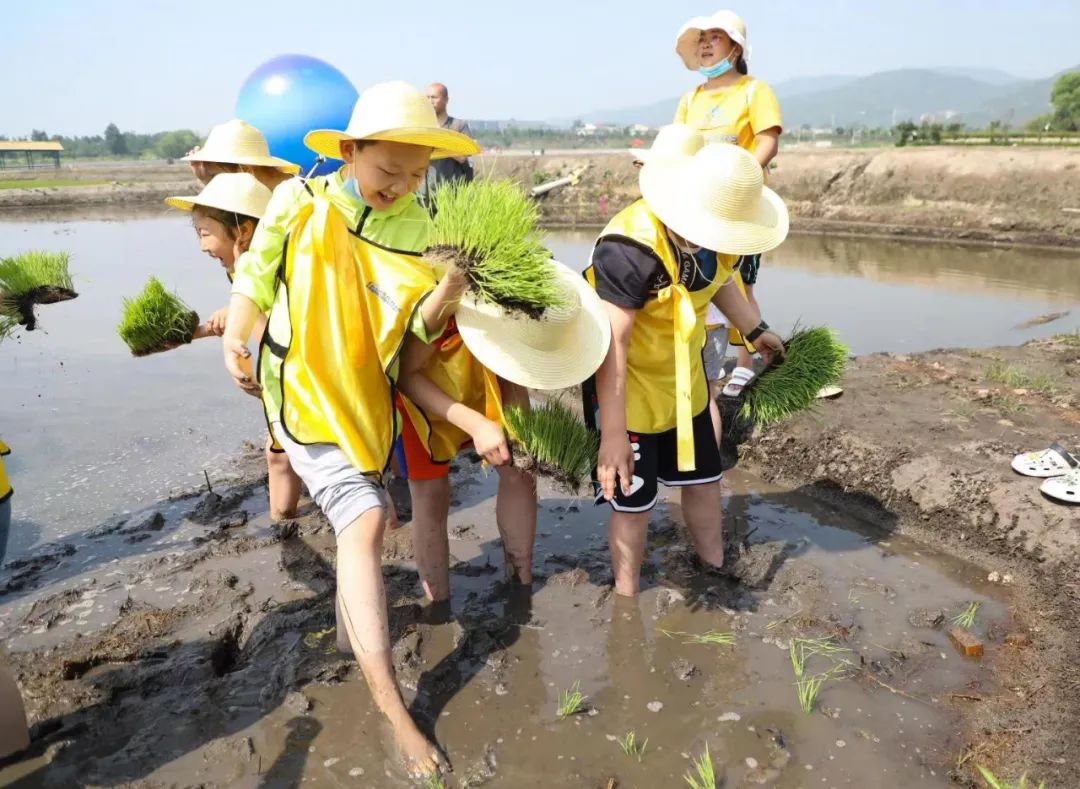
[{"left": 3, "top": 0, "right": 1078, "bottom": 136}]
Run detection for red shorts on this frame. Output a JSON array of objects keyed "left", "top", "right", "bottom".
[{"left": 397, "top": 400, "right": 451, "bottom": 480}]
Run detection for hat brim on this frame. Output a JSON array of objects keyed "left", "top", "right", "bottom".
[
  {"left": 675, "top": 17, "right": 751, "bottom": 70},
  {"left": 181, "top": 151, "right": 300, "bottom": 174},
  {"left": 164, "top": 195, "right": 264, "bottom": 218},
  {"left": 304, "top": 127, "right": 481, "bottom": 161},
  {"left": 640, "top": 162, "right": 789, "bottom": 256},
  {"left": 456, "top": 262, "right": 612, "bottom": 391}
]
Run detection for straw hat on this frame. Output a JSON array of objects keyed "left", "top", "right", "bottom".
[
  {"left": 676, "top": 9, "right": 751, "bottom": 70},
  {"left": 305, "top": 81, "right": 481, "bottom": 162},
  {"left": 638, "top": 124, "right": 788, "bottom": 256},
  {"left": 183, "top": 119, "right": 299, "bottom": 174},
  {"left": 165, "top": 172, "right": 272, "bottom": 218},
  {"left": 456, "top": 261, "right": 611, "bottom": 391}
]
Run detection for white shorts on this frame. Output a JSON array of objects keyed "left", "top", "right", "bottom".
[
  {"left": 273, "top": 425, "right": 386, "bottom": 536},
  {"left": 702, "top": 327, "right": 729, "bottom": 382}
]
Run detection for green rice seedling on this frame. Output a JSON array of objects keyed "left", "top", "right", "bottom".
[
  {"left": 618, "top": 730, "right": 648, "bottom": 762},
  {"left": 421, "top": 773, "right": 446, "bottom": 789},
  {"left": 976, "top": 765, "right": 1045, "bottom": 789},
  {"left": 789, "top": 636, "right": 849, "bottom": 678},
  {"left": 795, "top": 671, "right": 831, "bottom": 714},
  {"left": 659, "top": 628, "right": 735, "bottom": 647},
  {"left": 684, "top": 744, "right": 717, "bottom": 789},
  {"left": 0, "top": 250, "right": 77, "bottom": 331},
  {"left": 504, "top": 400, "right": 598, "bottom": 493},
  {"left": 556, "top": 681, "right": 588, "bottom": 720},
  {"left": 117, "top": 277, "right": 200, "bottom": 356},
  {"left": 952, "top": 601, "right": 981, "bottom": 629},
  {"left": 427, "top": 178, "right": 563, "bottom": 316},
  {"left": 717, "top": 326, "right": 847, "bottom": 450}
]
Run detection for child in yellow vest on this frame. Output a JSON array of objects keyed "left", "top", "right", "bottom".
[
  {"left": 674, "top": 10, "right": 783, "bottom": 397},
  {"left": 221, "top": 81, "right": 515, "bottom": 780},
  {"left": 161, "top": 172, "right": 305, "bottom": 522},
  {"left": 584, "top": 125, "right": 788, "bottom": 596}
]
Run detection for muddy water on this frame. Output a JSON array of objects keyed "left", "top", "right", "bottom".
[{"left": 0, "top": 460, "right": 1008, "bottom": 787}]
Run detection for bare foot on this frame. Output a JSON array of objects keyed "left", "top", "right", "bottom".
[{"left": 393, "top": 717, "right": 446, "bottom": 780}]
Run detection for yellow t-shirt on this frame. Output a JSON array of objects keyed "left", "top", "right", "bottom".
[
  {"left": 0, "top": 438, "right": 11, "bottom": 501},
  {"left": 674, "top": 76, "right": 782, "bottom": 153}
]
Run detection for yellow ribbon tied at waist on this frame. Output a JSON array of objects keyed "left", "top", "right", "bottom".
[{"left": 658, "top": 282, "right": 699, "bottom": 472}]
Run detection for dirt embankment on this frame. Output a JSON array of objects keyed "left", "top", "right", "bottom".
[
  {"left": 2, "top": 146, "right": 1079, "bottom": 247},
  {"left": 739, "top": 334, "right": 1080, "bottom": 786},
  {"left": 486, "top": 146, "right": 1080, "bottom": 248}
]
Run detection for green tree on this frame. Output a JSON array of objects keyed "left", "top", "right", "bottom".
[
  {"left": 894, "top": 121, "right": 917, "bottom": 146},
  {"left": 155, "top": 130, "right": 199, "bottom": 160},
  {"left": 1050, "top": 72, "right": 1080, "bottom": 130},
  {"left": 30, "top": 129, "right": 49, "bottom": 142},
  {"left": 104, "top": 123, "right": 127, "bottom": 156}
]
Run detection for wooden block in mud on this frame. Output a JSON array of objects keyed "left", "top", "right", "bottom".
[{"left": 948, "top": 627, "right": 984, "bottom": 657}]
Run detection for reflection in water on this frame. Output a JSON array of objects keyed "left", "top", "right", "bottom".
[{"left": 545, "top": 230, "right": 1080, "bottom": 356}]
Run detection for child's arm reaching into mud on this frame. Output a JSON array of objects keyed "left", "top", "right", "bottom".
[
  {"left": 397, "top": 335, "right": 510, "bottom": 467},
  {"left": 711, "top": 278, "right": 785, "bottom": 364}
]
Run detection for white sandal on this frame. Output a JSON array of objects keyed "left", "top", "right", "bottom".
[
  {"left": 1011, "top": 442, "right": 1079, "bottom": 478},
  {"left": 1041, "top": 469, "right": 1080, "bottom": 505},
  {"left": 722, "top": 366, "right": 755, "bottom": 397}
]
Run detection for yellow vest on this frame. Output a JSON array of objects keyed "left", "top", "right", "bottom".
[
  {"left": 260, "top": 183, "right": 436, "bottom": 480},
  {"left": 586, "top": 200, "right": 738, "bottom": 471},
  {"left": 397, "top": 319, "right": 505, "bottom": 463},
  {"left": 0, "top": 439, "right": 11, "bottom": 501}
]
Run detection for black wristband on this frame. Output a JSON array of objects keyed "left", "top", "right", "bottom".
[{"left": 745, "top": 321, "right": 770, "bottom": 343}]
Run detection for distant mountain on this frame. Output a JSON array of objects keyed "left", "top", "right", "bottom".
[{"left": 558, "top": 66, "right": 1075, "bottom": 129}]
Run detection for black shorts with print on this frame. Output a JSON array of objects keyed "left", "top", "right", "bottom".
[{"left": 582, "top": 380, "right": 723, "bottom": 512}]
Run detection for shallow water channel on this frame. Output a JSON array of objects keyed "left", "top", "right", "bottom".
[{"left": 0, "top": 211, "right": 1074, "bottom": 786}]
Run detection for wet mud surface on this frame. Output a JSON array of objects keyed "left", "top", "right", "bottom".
[{"left": 0, "top": 410, "right": 1042, "bottom": 787}]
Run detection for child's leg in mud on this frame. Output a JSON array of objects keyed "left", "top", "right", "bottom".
[
  {"left": 409, "top": 477, "right": 451, "bottom": 602},
  {"left": 709, "top": 395, "right": 722, "bottom": 447},
  {"left": 608, "top": 511, "right": 650, "bottom": 596},
  {"left": 680, "top": 481, "right": 725, "bottom": 569},
  {"left": 335, "top": 505, "right": 444, "bottom": 777},
  {"left": 494, "top": 466, "right": 536, "bottom": 584},
  {"left": 265, "top": 436, "right": 302, "bottom": 521}
]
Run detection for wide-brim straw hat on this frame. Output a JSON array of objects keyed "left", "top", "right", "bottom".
[
  {"left": 638, "top": 124, "right": 788, "bottom": 256},
  {"left": 676, "top": 9, "right": 751, "bottom": 70},
  {"left": 456, "top": 261, "right": 612, "bottom": 391},
  {"left": 183, "top": 119, "right": 300, "bottom": 174},
  {"left": 305, "top": 81, "right": 481, "bottom": 162},
  {"left": 165, "top": 172, "right": 272, "bottom": 218}
]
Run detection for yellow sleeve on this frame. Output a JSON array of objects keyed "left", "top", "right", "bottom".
[
  {"left": 231, "top": 178, "right": 307, "bottom": 313},
  {"left": 749, "top": 81, "right": 783, "bottom": 135},
  {"left": 674, "top": 92, "right": 689, "bottom": 124},
  {"left": 407, "top": 307, "right": 442, "bottom": 344}
]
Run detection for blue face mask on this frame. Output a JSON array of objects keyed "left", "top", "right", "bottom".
[
  {"left": 342, "top": 175, "right": 364, "bottom": 204},
  {"left": 698, "top": 56, "right": 733, "bottom": 79}
]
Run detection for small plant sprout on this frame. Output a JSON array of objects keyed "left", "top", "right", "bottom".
[
  {"left": 789, "top": 636, "right": 849, "bottom": 678},
  {"left": 659, "top": 628, "right": 736, "bottom": 647},
  {"left": 618, "top": 730, "right": 648, "bottom": 762},
  {"left": 952, "top": 601, "right": 981, "bottom": 629},
  {"left": 684, "top": 744, "right": 717, "bottom": 789},
  {"left": 556, "top": 681, "right": 588, "bottom": 720},
  {"left": 976, "top": 765, "right": 1046, "bottom": 789},
  {"left": 795, "top": 672, "right": 832, "bottom": 714}
]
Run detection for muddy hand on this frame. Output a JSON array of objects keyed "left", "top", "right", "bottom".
[{"left": 223, "top": 338, "right": 261, "bottom": 397}]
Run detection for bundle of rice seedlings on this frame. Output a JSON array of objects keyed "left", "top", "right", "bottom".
[
  {"left": 717, "top": 326, "right": 848, "bottom": 456},
  {"left": 0, "top": 251, "right": 77, "bottom": 332},
  {"left": 118, "top": 277, "right": 200, "bottom": 356},
  {"left": 504, "top": 399, "right": 598, "bottom": 493},
  {"left": 426, "top": 178, "right": 564, "bottom": 317}
]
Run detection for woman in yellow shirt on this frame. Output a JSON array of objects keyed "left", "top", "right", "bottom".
[{"left": 674, "top": 9, "right": 783, "bottom": 396}]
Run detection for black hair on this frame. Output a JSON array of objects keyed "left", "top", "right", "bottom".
[{"left": 736, "top": 56, "right": 748, "bottom": 75}]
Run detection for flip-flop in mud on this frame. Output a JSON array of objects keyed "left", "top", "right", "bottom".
[
  {"left": 722, "top": 366, "right": 755, "bottom": 397},
  {"left": 816, "top": 385, "right": 844, "bottom": 399},
  {"left": 1040, "top": 468, "right": 1080, "bottom": 505},
  {"left": 1011, "top": 442, "right": 1079, "bottom": 478}
]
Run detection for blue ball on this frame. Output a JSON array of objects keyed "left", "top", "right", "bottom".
[{"left": 235, "top": 54, "right": 357, "bottom": 177}]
